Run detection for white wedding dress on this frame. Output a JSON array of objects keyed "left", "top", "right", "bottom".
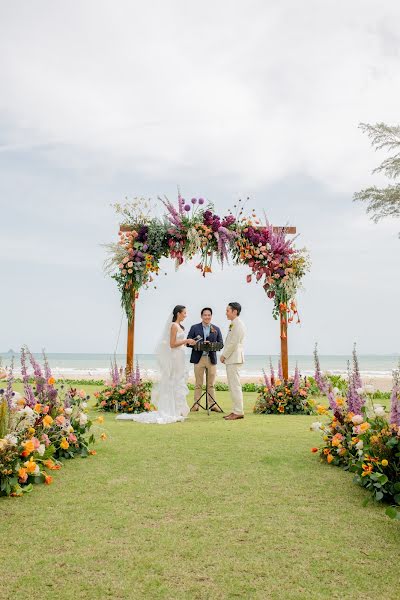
[{"left": 116, "top": 319, "right": 190, "bottom": 425}]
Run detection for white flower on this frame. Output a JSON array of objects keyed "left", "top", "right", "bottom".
[
  {"left": 351, "top": 415, "right": 364, "bottom": 425},
  {"left": 372, "top": 405, "right": 386, "bottom": 417},
  {"left": 79, "top": 413, "right": 88, "bottom": 426},
  {"left": 310, "top": 421, "right": 322, "bottom": 432},
  {"left": 33, "top": 465, "right": 40, "bottom": 476},
  {"left": 355, "top": 440, "right": 364, "bottom": 450},
  {"left": 81, "top": 402, "right": 88, "bottom": 409},
  {"left": 4, "top": 434, "right": 18, "bottom": 446},
  {"left": 364, "top": 384, "right": 374, "bottom": 393},
  {"left": 37, "top": 444, "right": 46, "bottom": 456},
  {"left": 64, "top": 407, "right": 73, "bottom": 415},
  {"left": 356, "top": 387, "right": 364, "bottom": 395},
  {"left": 333, "top": 387, "right": 340, "bottom": 395}
]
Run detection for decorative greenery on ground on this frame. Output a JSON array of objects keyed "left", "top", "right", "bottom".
[
  {"left": 0, "top": 348, "right": 103, "bottom": 497},
  {"left": 254, "top": 360, "right": 315, "bottom": 415},
  {"left": 311, "top": 346, "right": 400, "bottom": 520}
]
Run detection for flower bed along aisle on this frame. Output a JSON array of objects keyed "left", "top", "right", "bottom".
[
  {"left": 94, "top": 359, "right": 153, "bottom": 413},
  {"left": 310, "top": 345, "right": 400, "bottom": 520},
  {"left": 0, "top": 348, "right": 105, "bottom": 498},
  {"left": 254, "top": 360, "right": 315, "bottom": 415}
]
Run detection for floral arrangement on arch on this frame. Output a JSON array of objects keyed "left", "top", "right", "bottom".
[
  {"left": 253, "top": 360, "right": 315, "bottom": 415},
  {"left": 0, "top": 348, "right": 104, "bottom": 497},
  {"left": 94, "top": 358, "right": 153, "bottom": 413},
  {"left": 104, "top": 194, "right": 310, "bottom": 323},
  {"left": 310, "top": 345, "right": 400, "bottom": 520}
]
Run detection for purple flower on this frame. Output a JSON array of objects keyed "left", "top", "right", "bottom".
[
  {"left": 198, "top": 198, "right": 205, "bottom": 205},
  {"left": 278, "top": 360, "right": 283, "bottom": 380},
  {"left": 4, "top": 357, "right": 14, "bottom": 409},
  {"left": 191, "top": 198, "right": 197, "bottom": 204},
  {"left": 263, "top": 368, "right": 271, "bottom": 391},
  {"left": 184, "top": 204, "right": 191, "bottom": 212},
  {"left": 292, "top": 363, "right": 300, "bottom": 394},
  {"left": 389, "top": 368, "right": 400, "bottom": 426}
]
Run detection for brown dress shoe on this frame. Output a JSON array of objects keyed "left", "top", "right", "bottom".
[
  {"left": 223, "top": 413, "right": 234, "bottom": 419},
  {"left": 224, "top": 413, "right": 244, "bottom": 420}
]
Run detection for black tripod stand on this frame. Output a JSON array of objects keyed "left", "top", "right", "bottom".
[{"left": 190, "top": 341, "right": 224, "bottom": 415}]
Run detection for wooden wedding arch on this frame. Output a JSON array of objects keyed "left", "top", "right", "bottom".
[{"left": 119, "top": 223, "right": 297, "bottom": 381}]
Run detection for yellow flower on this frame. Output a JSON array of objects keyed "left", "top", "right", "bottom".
[
  {"left": 381, "top": 459, "right": 388, "bottom": 467},
  {"left": 275, "top": 379, "right": 282, "bottom": 386},
  {"left": 28, "top": 427, "right": 35, "bottom": 435},
  {"left": 370, "top": 435, "right": 379, "bottom": 444},
  {"left": 34, "top": 403, "right": 42, "bottom": 413},
  {"left": 43, "top": 415, "right": 53, "bottom": 428},
  {"left": 60, "top": 438, "right": 69, "bottom": 450},
  {"left": 336, "top": 397, "right": 344, "bottom": 406},
  {"left": 96, "top": 416, "right": 104, "bottom": 424},
  {"left": 101, "top": 433, "right": 107, "bottom": 441},
  {"left": 317, "top": 405, "right": 327, "bottom": 415},
  {"left": 24, "top": 457, "right": 37, "bottom": 473},
  {"left": 359, "top": 422, "right": 370, "bottom": 433},
  {"left": 22, "top": 439, "right": 35, "bottom": 455}
]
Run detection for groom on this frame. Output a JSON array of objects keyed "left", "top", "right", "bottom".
[
  {"left": 220, "top": 302, "right": 246, "bottom": 420},
  {"left": 187, "top": 308, "right": 224, "bottom": 412}
]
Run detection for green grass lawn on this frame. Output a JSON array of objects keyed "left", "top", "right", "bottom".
[{"left": 1, "top": 386, "right": 399, "bottom": 600}]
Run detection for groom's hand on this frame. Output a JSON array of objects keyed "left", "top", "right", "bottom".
[{"left": 220, "top": 356, "right": 225, "bottom": 364}]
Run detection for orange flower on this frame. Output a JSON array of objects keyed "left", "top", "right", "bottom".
[
  {"left": 89, "top": 449, "right": 97, "bottom": 455},
  {"left": 327, "top": 454, "right": 334, "bottom": 464},
  {"left": 18, "top": 467, "right": 28, "bottom": 483},
  {"left": 43, "top": 415, "right": 53, "bottom": 428},
  {"left": 34, "top": 403, "right": 42, "bottom": 413},
  {"left": 24, "top": 457, "right": 37, "bottom": 473},
  {"left": 311, "top": 447, "right": 319, "bottom": 453},
  {"left": 21, "top": 439, "right": 35, "bottom": 456},
  {"left": 277, "top": 405, "right": 285, "bottom": 413},
  {"left": 44, "top": 474, "right": 53, "bottom": 485},
  {"left": 100, "top": 433, "right": 107, "bottom": 441},
  {"left": 47, "top": 377, "right": 55, "bottom": 385}
]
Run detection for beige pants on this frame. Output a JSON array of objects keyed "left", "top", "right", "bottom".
[
  {"left": 194, "top": 356, "right": 217, "bottom": 403},
  {"left": 226, "top": 363, "right": 244, "bottom": 415}
]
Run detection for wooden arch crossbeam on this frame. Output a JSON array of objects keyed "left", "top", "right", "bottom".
[{"left": 119, "top": 224, "right": 296, "bottom": 381}]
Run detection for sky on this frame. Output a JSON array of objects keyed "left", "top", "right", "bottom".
[{"left": 1, "top": 0, "right": 399, "bottom": 357}]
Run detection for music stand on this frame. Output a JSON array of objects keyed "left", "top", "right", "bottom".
[{"left": 190, "top": 340, "right": 224, "bottom": 415}]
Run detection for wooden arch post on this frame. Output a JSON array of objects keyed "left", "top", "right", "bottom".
[{"left": 120, "top": 224, "right": 296, "bottom": 380}]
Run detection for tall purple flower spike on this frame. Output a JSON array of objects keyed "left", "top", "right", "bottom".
[
  {"left": 313, "top": 343, "right": 327, "bottom": 395},
  {"left": 389, "top": 368, "right": 400, "bottom": 427},
  {"left": 42, "top": 349, "right": 58, "bottom": 403},
  {"left": 110, "top": 355, "right": 120, "bottom": 386},
  {"left": 20, "top": 347, "right": 36, "bottom": 407},
  {"left": 269, "top": 358, "right": 275, "bottom": 385},
  {"left": 346, "top": 360, "right": 363, "bottom": 415},
  {"left": 28, "top": 349, "right": 44, "bottom": 395},
  {"left": 4, "top": 357, "right": 15, "bottom": 409},
  {"left": 262, "top": 368, "right": 271, "bottom": 391},
  {"left": 352, "top": 343, "right": 362, "bottom": 390},
  {"left": 292, "top": 363, "right": 300, "bottom": 394},
  {"left": 278, "top": 360, "right": 283, "bottom": 380}
]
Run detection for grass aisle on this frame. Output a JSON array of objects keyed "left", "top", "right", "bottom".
[{"left": 1, "top": 390, "right": 399, "bottom": 600}]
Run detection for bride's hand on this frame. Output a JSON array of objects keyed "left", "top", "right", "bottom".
[{"left": 187, "top": 338, "right": 196, "bottom": 346}]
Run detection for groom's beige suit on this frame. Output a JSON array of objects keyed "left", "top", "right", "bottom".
[{"left": 221, "top": 317, "right": 246, "bottom": 415}]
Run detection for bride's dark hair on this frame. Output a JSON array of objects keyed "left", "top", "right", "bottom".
[{"left": 172, "top": 305, "right": 185, "bottom": 330}]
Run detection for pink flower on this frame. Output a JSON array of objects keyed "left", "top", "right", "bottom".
[
  {"left": 127, "top": 261, "right": 133, "bottom": 268},
  {"left": 56, "top": 415, "right": 66, "bottom": 426},
  {"left": 118, "top": 263, "right": 123, "bottom": 269},
  {"left": 122, "top": 257, "right": 129, "bottom": 264},
  {"left": 79, "top": 390, "right": 86, "bottom": 399},
  {"left": 32, "top": 437, "right": 40, "bottom": 450},
  {"left": 68, "top": 433, "right": 77, "bottom": 443},
  {"left": 41, "top": 433, "right": 50, "bottom": 447}
]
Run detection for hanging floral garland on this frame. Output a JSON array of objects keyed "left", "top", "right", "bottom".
[{"left": 104, "top": 194, "right": 310, "bottom": 323}]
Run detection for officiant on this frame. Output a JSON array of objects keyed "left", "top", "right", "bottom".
[{"left": 187, "top": 308, "right": 224, "bottom": 412}]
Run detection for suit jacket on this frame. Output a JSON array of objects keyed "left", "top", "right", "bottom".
[
  {"left": 187, "top": 323, "right": 224, "bottom": 365},
  {"left": 221, "top": 317, "right": 245, "bottom": 364}
]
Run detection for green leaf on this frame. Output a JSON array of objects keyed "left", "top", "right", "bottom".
[
  {"left": 362, "top": 498, "right": 370, "bottom": 507},
  {"left": 375, "top": 491, "right": 384, "bottom": 501},
  {"left": 376, "top": 474, "right": 388, "bottom": 485},
  {"left": 394, "top": 494, "right": 400, "bottom": 505},
  {"left": 393, "top": 482, "right": 400, "bottom": 492},
  {"left": 385, "top": 506, "right": 399, "bottom": 519}
]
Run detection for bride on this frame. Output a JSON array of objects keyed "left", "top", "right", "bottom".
[{"left": 116, "top": 305, "right": 196, "bottom": 424}]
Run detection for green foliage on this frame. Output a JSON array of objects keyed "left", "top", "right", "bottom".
[
  {"left": 0, "top": 398, "right": 8, "bottom": 439},
  {"left": 354, "top": 122, "right": 400, "bottom": 233}
]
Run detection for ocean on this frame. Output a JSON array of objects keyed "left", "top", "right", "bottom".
[{"left": 1, "top": 352, "right": 398, "bottom": 380}]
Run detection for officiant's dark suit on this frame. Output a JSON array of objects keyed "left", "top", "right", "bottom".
[{"left": 187, "top": 316, "right": 223, "bottom": 411}]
